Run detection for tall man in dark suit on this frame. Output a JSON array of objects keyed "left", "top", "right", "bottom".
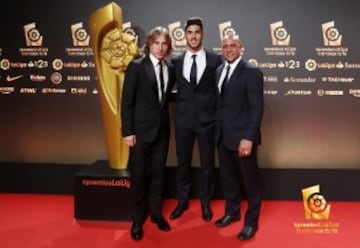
[
  {"left": 121, "top": 26, "right": 175, "bottom": 241},
  {"left": 169, "top": 17, "right": 222, "bottom": 222},
  {"left": 214, "top": 34, "right": 264, "bottom": 241}
]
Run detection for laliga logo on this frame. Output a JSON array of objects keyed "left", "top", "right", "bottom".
[
  {"left": 302, "top": 185, "right": 331, "bottom": 219},
  {"left": 71, "top": 22, "right": 90, "bottom": 46},
  {"left": 24, "top": 22, "right": 43, "bottom": 46},
  {"left": 270, "top": 21, "right": 290, "bottom": 46},
  {"left": 322, "top": 21, "right": 342, "bottom": 46},
  {"left": 168, "top": 21, "right": 187, "bottom": 48},
  {"left": 212, "top": 22, "right": 240, "bottom": 55},
  {"left": 219, "top": 21, "right": 238, "bottom": 40}
]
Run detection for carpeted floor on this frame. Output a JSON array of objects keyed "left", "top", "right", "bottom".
[{"left": 0, "top": 193, "right": 358, "bottom": 247}]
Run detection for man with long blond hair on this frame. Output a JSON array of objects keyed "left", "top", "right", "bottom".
[{"left": 122, "top": 26, "right": 174, "bottom": 241}]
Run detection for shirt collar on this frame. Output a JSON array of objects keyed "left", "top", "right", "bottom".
[
  {"left": 185, "top": 48, "right": 205, "bottom": 60},
  {"left": 149, "top": 53, "right": 161, "bottom": 67},
  {"left": 225, "top": 56, "right": 242, "bottom": 69}
]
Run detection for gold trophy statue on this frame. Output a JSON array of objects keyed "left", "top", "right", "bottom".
[{"left": 89, "top": 2, "right": 137, "bottom": 169}]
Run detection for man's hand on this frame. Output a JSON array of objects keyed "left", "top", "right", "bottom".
[
  {"left": 238, "top": 139, "right": 253, "bottom": 158},
  {"left": 124, "top": 135, "right": 136, "bottom": 147}
]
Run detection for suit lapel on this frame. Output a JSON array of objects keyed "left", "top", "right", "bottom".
[
  {"left": 226, "top": 60, "right": 246, "bottom": 88},
  {"left": 197, "top": 51, "right": 210, "bottom": 86},
  {"left": 198, "top": 51, "right": 218, "bottom": 87},
  {"left": 216, "top": 64, "right": 225, "bottom": 94},
  {"left": 143, "top": 56, "right": 158, "bottom": 89},
  {"left": 178, "top": 53, "right": 187, "bottom": 82},
  {"left": 143, "top": 56, "right": 162, "bottom": 107},
  {"left": 160, "top": 60, "right": 171, "bottom": 108}
]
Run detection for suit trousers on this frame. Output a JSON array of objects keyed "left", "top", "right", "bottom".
[
  {"left": 129, "top": 128, "right": 169, "bottom": 224},
  {"left": 175, "top": 122, "right": 215, "bottom": 207},
  {"left": 217, "top": 139, "right": 262, "bottom": 226}
]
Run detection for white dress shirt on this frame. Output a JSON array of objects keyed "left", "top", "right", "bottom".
[{"left": 183, "top": 49, "right": 206, "bottom": 84}]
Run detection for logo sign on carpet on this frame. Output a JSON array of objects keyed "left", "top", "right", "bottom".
[{"left": 293, "top": 185, "right": 339, "bottom": 234}]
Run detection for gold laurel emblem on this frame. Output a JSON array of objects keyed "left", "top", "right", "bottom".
[{"left": 101, "top": 30, "right": 137, "bottom": 70}]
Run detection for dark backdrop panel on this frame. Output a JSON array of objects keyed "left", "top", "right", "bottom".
[{"left": 1, "top": 0, "right": 359, "bottom": 169}]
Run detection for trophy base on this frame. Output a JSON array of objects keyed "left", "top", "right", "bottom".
[{"left": 74, "top": 160, "right": 131, "bottom": 221}]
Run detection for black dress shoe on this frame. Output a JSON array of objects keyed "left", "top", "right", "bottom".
[
  {"left": 201, "top": 205, "right": 213, "bottom": 221},
  {"left": 151, "top": 215, "right": 171, "bottom": 231},
  {"left": 214, "top": 214, "right": 240, "bottom": 227},
  {"left": 238, "top": 225, "right": 258, "bottom": 240},
  {"left": 130, "top": 222, "right": 143, "bottom": 241},
  {"left": 169, "top": 203, "right": 189, "bottom": 220}
]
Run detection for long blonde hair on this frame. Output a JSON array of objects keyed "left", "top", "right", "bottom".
[{"left": 144, "top": 26, "right": 172, "bottom": 56}]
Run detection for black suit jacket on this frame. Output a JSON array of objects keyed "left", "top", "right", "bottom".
[
  {"left": 172, "top": 51, "right": 222, "bottom": 128},
  {"left": 121, "top": 55, "right": 175, "bottom": 143},
  {"left": 215, "top": 59, "right": 264, "bottom": 151}
]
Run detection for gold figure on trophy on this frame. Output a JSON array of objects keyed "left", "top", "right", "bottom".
[{"left": 89, "top": 2, "right": 137, "bottom": 169}]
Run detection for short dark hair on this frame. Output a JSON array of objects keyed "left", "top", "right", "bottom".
[
  {"left": 184, "top": 17, "right": 203, "bottom": 31},
  {"left": 144, "top": 26, "right": 172, "bottom": 56}
]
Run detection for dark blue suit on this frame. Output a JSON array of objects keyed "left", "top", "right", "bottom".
[
  {"left": 215, "top": 59, "right": 264, "bottom": 227},
  {"left": 172, "top": 51, "right": 222, "bottom": 207}
]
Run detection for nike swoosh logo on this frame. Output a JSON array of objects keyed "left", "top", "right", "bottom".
[{"left": 6, "top": 75, "right": 24, "bottom": 82}]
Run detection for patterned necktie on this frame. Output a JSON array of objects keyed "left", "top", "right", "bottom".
[
  {"left": 189, "top": 54, "right": 197, "bottom": 86},
  {"left": 221, "top": 65, "right": 231, "bottom": 98}
]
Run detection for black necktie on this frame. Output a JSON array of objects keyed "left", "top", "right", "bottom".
[
  {"left": 221, "top": 65, "right": 231, "bottom": 98},
  {"left": 190, "top": 54, "right": 197, "bottom": 86},
  {"left": 159, "top": 61, "right": 164, "bottom": 100}
]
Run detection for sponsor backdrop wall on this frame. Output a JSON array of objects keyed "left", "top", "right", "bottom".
[{"left": 1, "top": 0, "right": 359, "bottom": 173}]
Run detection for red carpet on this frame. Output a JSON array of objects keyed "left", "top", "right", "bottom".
[{"left": 0, "top": 193, "right": 358, "bottom": 247}]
